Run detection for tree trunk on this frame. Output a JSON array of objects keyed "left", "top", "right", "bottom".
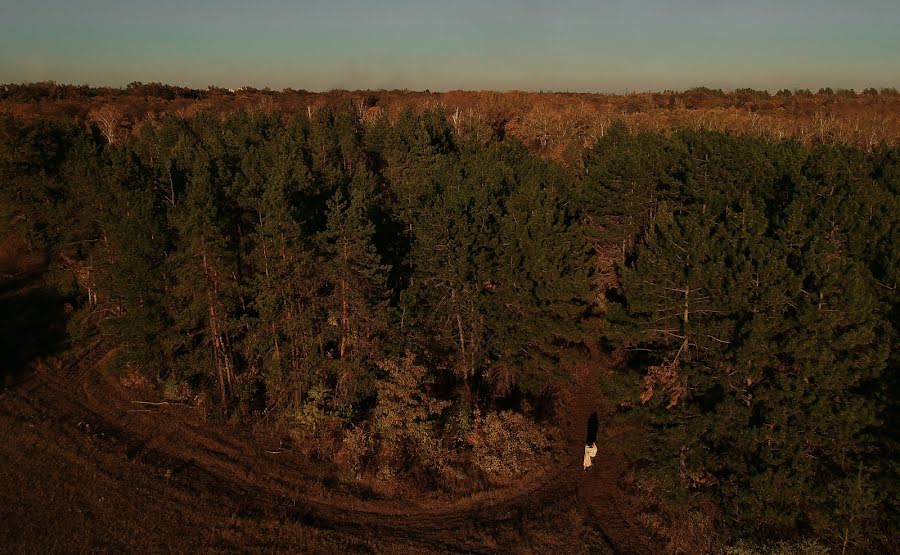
[
  {"left": 339, "top": 242, "right": 349, "bottom": 360},
  {"left": 202, "top": 251, "right": 234, "bottom": 402}
]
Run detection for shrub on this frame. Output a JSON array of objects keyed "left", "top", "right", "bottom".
[
  {"left": 469, "top": 409, "right": 550, "bottom": 480},
  {"left": 161, "top": 377, "right": 191, "bottom": 402},
  {"left": 287, "top": 385, "right": 346, "bottom": 459},
  {"left": 335, "top": 425, "right": 368, "bottom": 477},
  {"left": 368, "top": 355, "right": 449, "bottom": 479}
]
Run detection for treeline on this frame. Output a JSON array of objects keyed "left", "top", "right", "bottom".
[
  {"left": 5, "top": 82, "right": 900, "bottom": 163},
  {"left": 0, "top": 81, "right": 210, "bottom": 103},
  {"left": 3, "top": 80, "right": 898, "bottom": 105},
  {"left": 2, "top": 107, "right": 897, "bottom": 549},
  {"left": 585, "top": 125, "right": 898, "bottom": 550}
]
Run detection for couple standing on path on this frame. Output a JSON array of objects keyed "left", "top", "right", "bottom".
[{"left": 583, "top": 412, "right": 599, "bottom": 471}]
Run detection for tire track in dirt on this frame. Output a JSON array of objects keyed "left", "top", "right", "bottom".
[{"left": 3, "top": 346, "right": 656, "bottom": 554}]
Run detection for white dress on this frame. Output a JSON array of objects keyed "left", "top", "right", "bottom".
[{"left": 583, "top": 443, "right": 598, "bottom": 469}]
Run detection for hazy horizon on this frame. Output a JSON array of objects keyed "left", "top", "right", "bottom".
[{"left": 1, "top": 0, "right": 898, "bottom": 93}]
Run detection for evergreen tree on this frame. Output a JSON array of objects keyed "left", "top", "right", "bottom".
[
  {"left": 91, "top": 145, "right": 170, "bottom": 374},
  {"left": 168, "top": 119, "right": 242, "bottom": 403},
  {"left": 317, "top": 170, "right": 391, "bottom": 403},
  {"left": 604, "top": 132, "right": 893, "bottom": 544},
  {"left": 242, "top": 114, "right": 321, "bottom": 411},
  {"left": 403, "top": 140, "right": 591, "bottom": 396}
]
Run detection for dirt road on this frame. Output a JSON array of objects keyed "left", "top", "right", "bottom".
[{"left": 0, "top": 345, "right": 656, "bottom": 553}]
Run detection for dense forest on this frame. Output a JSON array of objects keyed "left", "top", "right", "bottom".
[{"left": 1, "top": 103, "right": 897, "bottom": 552}]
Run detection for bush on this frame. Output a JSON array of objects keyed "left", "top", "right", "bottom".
[
  {"left": 161, "top": 377, "right": 191, "bottom": 402},
  {"left": 368, "top": 355, "right": 449, "bottom": 479},
  {"left": 335, "top": 425, "right": 368, "bottom": 477},
  {"left": 469, "top": 409, "right": 550, "bottom": 480},
  {"left": 333, "top": 355, "right": 450, "bottom": 488},
  {"left": 287, "top": 385, "right": 346, "bottom": 459}
]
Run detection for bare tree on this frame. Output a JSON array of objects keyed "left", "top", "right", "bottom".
[{"left": 89, "top": 104, "right": 125, "bottom": 144}]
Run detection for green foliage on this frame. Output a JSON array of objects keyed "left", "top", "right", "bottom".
[
  {"left": 588, "top": 127, "right": 897, "bottom": 548},
  {"left": 401, "top": 140, "right": 592, "bottom": 395},
  {"left": 288, "top": 384, "right": 349, "bottom": 459},
  {"left": 316, "top": 171, "right": 391, "bottom": 403},
  {"left": 161, "top": 377, "right": 191, "bottom": 402}
]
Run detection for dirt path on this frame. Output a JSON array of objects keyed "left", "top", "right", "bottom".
[
  {"left": 562, "top": 352, "right": 657, "bottom": 554},
  {"left": 1, "top": 344, "right": 658, "bottom": 553}
]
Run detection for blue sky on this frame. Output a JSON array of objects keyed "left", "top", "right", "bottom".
[{"left": 1, "top": 0, "right": 898, "bottom": 91}]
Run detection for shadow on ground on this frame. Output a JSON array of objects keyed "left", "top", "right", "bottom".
[
  {"left": 585, "top": 411, "right": 598, "bottom": 445},
  {"left": 0, "top": 273, "right": 68, "bottom": 385}
]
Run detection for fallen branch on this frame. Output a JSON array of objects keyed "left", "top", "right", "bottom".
[
  {"left": 131, "top": 400, "right": 191, "bottom": 407},
  {"left": 705, "top": 334, "right": 731, "bottom": 344}
]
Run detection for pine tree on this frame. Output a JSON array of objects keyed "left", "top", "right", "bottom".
[
  {"left": 402, "top": 140, "right": 591, "bottom": 397},
  {"left": 90, "top": 145, "right": 171, "bottom": 374},
  {"left": 317, "top": 170, "right": 391, "bottom": 403},
  {"left": 606, "top": 133, "right": 892, "bottom": 543},
  {"left": 168, "top": 119, "right": 241, "bottom": 404}
]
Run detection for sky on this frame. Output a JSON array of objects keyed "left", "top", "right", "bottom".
[{"left": 1, "top": 0, "right": 898, "bottom": 92}]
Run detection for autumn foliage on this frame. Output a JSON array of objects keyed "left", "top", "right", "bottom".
[{"left": 3, "top": 82, "right": 900, "bottom": 168}]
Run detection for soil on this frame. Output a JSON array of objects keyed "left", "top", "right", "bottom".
[{"left": 0, "top": 271, "right": 660, "bottom": 553}]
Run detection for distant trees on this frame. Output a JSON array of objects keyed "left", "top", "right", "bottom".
[
  {"left": 0, "top": 81, "right": 207, "bottom": 103},
  {"left": 5, "top": 83, "right": 900, "bottom": 163}
]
